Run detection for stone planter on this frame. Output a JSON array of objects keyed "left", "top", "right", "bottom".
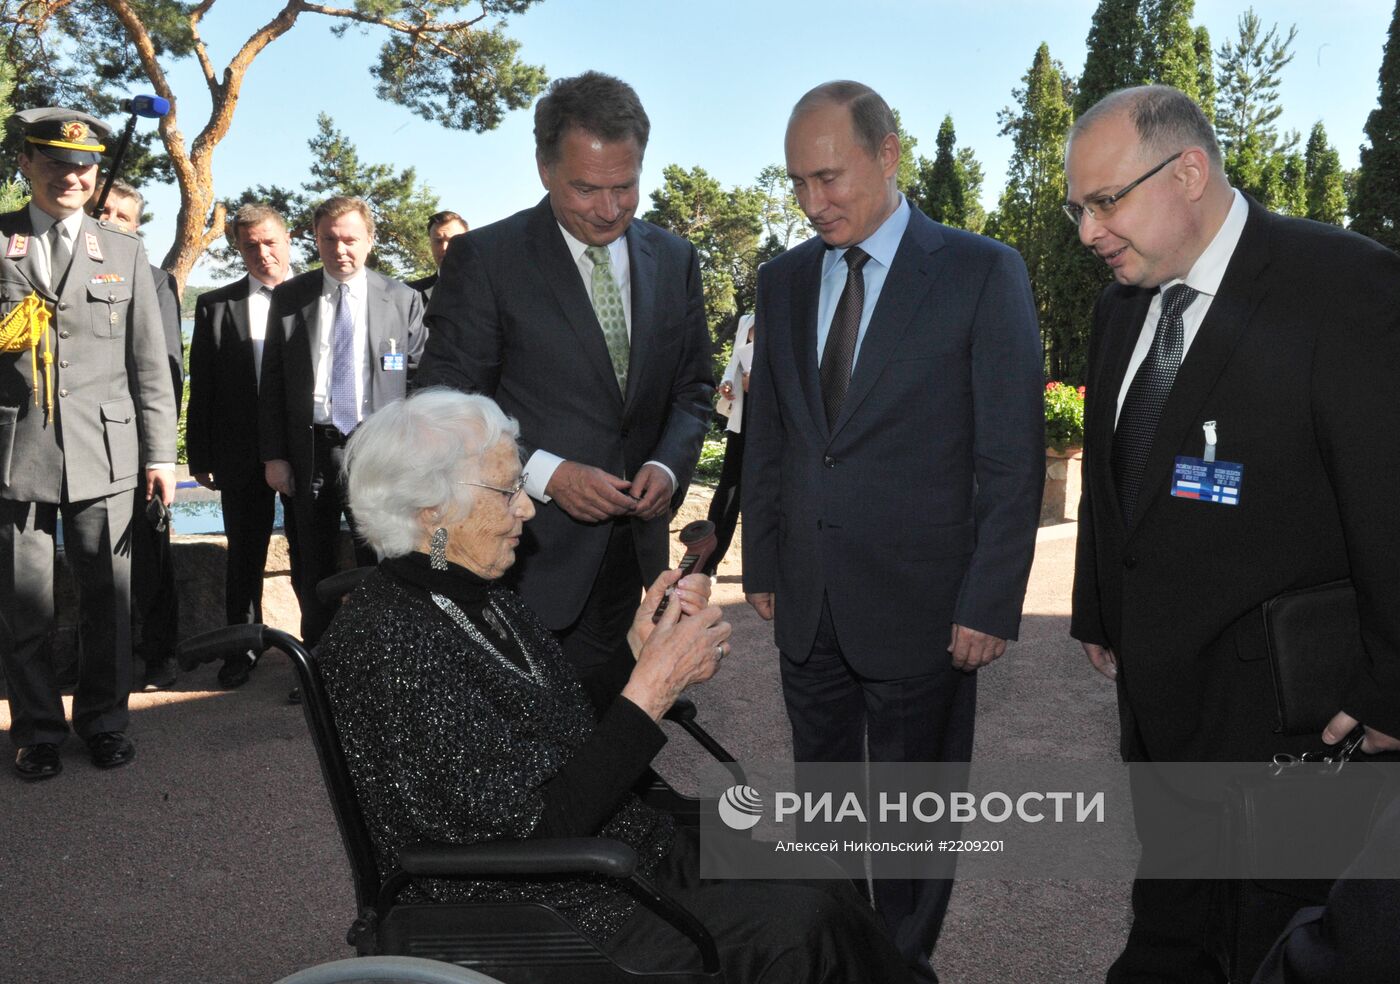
[{"left": 1041, "top": 447, "right": 1083, "bottom": 526}]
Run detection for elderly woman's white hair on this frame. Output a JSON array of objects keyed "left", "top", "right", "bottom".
[{"left": 344, "top": 388, "right": 520, "bottom": 558}]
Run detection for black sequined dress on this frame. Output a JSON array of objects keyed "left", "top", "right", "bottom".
[{"left": 316, "top": 554, "right": 674, "bottom": 944}]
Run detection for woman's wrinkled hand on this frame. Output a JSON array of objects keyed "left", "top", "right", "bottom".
[
  {"left": 622, "top": 584, "right": 730, "bottom": 722},
  {"left": 628, "top": 568, "right": 713, "bottom": 656}
]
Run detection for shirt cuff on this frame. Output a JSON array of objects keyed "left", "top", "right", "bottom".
[
  {"left": 146, "top": 462, "right": 175, "bottom": 470},
  {"left": 524, "top": 449, "right": 566, "bottom": 503},
  {"left": 642, "top": 460, "right": 676, "bottom": 493}
]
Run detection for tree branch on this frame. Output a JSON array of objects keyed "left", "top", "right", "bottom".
[{"left": 298, "top": 1, "right": 488, "bottom": 59}]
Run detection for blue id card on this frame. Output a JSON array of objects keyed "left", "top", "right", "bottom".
[
  {"left": 381, "top": 352, "right": 406, "bottom": 372},
  {"left": 1172, "top": 456, "right": 1243, "bottom": 505}
]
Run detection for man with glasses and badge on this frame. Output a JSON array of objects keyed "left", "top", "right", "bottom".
[
  {"left": 0, "top": 107, "right": 176, "bottom": 780},
  {"left": 1066, "top": 85, "right": 1400, "bottom": 982}
]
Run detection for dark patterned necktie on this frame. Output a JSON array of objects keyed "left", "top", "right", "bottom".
[
  {"left": 1112, "top": 283, "right": 1200, "bottom": 523},
  {"left": 819, "top": 246, "right": 871, "bottom": 426}
]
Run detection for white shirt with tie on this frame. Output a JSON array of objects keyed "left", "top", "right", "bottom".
[
  {"left": 521, "top": 225, "right": 674, "bottom": 503},
  {"left": 312, "top": 268, "right": 370, "bottom": 428}
]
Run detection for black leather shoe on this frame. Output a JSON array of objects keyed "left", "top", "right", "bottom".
[
  {"left": 217, "top": 650, "right": 259, "bottom": 689},
  {"left": 142, "top": 656, "right": 179, "bottom": 692},
  {"left": 15, "top": 743, "right": 62, "bottom": 781},
  {"left": 86, "top": 732, "right": 135, "bottom": 769}
]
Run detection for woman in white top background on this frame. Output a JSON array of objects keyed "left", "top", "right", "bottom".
[{"left": 705, "top": 313, "right": 755, "bottom": 573}]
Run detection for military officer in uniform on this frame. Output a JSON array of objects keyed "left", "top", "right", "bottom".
[{"left": 0, "top": 107, "right": 177, "bottom": 780}]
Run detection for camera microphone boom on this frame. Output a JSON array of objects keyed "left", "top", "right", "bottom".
[{"left": 92, "top": 94, "right": 170, "bottom": 217}]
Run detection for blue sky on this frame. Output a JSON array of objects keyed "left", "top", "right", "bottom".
[{"left": 133, "top": 0, "right": 1394, "bottom": 285}]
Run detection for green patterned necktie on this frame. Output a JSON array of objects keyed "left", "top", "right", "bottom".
[{"left": 585, "top": 245, "right": 629, "bottom": 394}]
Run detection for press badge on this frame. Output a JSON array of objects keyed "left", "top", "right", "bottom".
[
  {"left": 381, "top": 337, "right": 406, "bottom": 372},
  {"left": 1171, "top": 420, "right": 1243, "bottom": 505}
]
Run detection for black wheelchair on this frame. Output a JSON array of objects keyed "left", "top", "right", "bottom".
[{"left": 181, "top": 568, "right": 742, "bottom": 983}]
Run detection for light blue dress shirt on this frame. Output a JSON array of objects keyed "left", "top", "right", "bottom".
[{"left": 815, "top": 196, "right": 911, "bottom": 370}]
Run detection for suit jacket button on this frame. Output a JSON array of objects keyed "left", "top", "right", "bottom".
[
  {"left": 59, "top": 330, "right": 70, "bottom": 338},
  {"left": 57, "top": 302, "right": 68, "bottom": 311},
  {"left": 58, "top": 388, "right": 68, "bottom": 397},
  {"left": 58, "top": 360, "right": 69, "bottom": 368},
  {"left": 823, "top": 455, "right": 836, "bottom": 468},
  {"left": 1123, "top": 555, "right": 1137, "bottom": 570}
]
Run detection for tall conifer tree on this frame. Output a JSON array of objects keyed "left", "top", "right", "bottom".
[
  {"left": 1304, "top": 122, "right": 1348, "bottom": 226},
  {"left": 1076, "top": 0, "right": 1146, "bottom": 115},
  {"left": 1352, "top": 1, "right": 1400, "bottom": 250},
  {"left": 997, "top": 44, "right": 1084, "bottom": 380}
]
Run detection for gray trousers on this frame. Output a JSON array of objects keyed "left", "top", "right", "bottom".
[{"left": 0, "top": 492, "right": 133, "bottom": 746}]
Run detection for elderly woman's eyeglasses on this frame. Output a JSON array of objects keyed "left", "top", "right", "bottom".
[
  {"left": 1062, "top": 152, "right": 1183, "bottom": 226},
  {"left": 458, "top": 473, "right": 528, "bottom": 505}
]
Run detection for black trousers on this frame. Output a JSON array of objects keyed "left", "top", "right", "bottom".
[
  {"left": 704, "top": 405, "right": 747, "bottom": 575},
  {"left": 130, "top": 488, "right": 179, "bottom": 666},
  {"left": 554, "top": 518, "right": 643, "bottom": 678},
  {"left": 291, "top": 427, "right": 375, "bottom": 647},
  {"left": 215, "top": 467, "right": 277, "bottom": 627},
  {"left": 779, "top": 598, "right": 976, "bottom": 984},
  {"left": 1110, "top": 690, "right": 1331, "bottom": 984},
  {"left": 606, "top": 826, "right": 913, "bottom": 983}
]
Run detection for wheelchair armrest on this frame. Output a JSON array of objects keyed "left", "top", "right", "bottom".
[
  {"left": 176, "top": 623, "right": 267, "bottom": 670},
  {"left": 397, "top": 837, "right": 638, "bottom": 879},
  {"left": 388, "top": 838, "right": 721, "bottom": 975}
]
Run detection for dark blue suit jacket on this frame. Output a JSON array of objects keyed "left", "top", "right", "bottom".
[
  {"left": 742, "top": 205, "right": 1044, "bottom": 679},
  {"left": 415, "top": 197, "right": 714, "bottom": 630}
]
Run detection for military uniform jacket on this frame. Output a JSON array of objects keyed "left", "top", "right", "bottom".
[{"left": 0, "top": 208, "right": 176, "bottom": 504}]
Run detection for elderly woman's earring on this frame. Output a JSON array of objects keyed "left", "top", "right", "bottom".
[{"left": 430, "top": 527, "right": 449, "bottom": 571}]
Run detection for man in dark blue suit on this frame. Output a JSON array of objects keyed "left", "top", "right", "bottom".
[
  {"left": 416, "top": 72, "right": 713, "bottom": 674},
  {"left": 742, "top": 80, "right": 1044, "bottom": 983}
]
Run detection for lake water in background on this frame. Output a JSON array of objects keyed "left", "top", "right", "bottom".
[{"left": 166, "top": 317, "right": 287, "bottom": 536}]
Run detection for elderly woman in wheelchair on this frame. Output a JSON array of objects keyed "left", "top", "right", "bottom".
[{"left": 314, "top": 388, "right": 910, "bottom": 983}]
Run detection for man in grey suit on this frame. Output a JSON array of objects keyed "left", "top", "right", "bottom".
[
  {"left": 742, "top": 82, "right": 1044, "bottom": 982},
  {"left": 188, "top": 204, "right": 294, "bottom": 688},
  {"left": 0, "top": 107, "right": 177, "bottom": 779},
  {"left": 260, "top": 196, "right": 424, "bottom": 646},
  {"left": 416, "top": 71, "right": 713, "bottom": 675}
]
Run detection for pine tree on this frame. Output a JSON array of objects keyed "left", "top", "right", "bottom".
[
  {"left": 1194, "top": 25, "right": 1216, "bottom": 123},
  {"left": 1215, "top": 9, "right": 1298, "bottom": 162},
  {"left": 1075, "top": 0, "right": 1147, "bottom": 115},
  {"left": 892, "top": 109, "right": 920, "bottom": 194},
  {"left": 1143, "top": 0, "right": 1204, "bottom": 105},
  {"left": 997, "top": 44, "right": 1084, "bottom": 380},
  {"left": 954, "top": 147, "right": 988, "bottom": 234},
  {"left": 1352, "top": 1, "right": 1400, "bottom": 250},
  {"left": 916, "top": 116, "right": 967, "bottom": 227},
  {"left": 0, "top": 59, "right": 24, "bottom": 213},
  {"left": 1304, "top": 122, "right": 1348, "bottom": 226}
]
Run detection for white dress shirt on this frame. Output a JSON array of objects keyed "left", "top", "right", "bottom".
[
  {"left": 312, "top": 268, "right": 370, "bottom": 427},
  {"left": 523, "top": 226, "right": 674, "bottom": 503},
  {"left": 245, "top": 276, "right": 278, "bottom": 390},
  {"left": 1115, "top": 189, "right": 1249, "bottom": 424}
]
